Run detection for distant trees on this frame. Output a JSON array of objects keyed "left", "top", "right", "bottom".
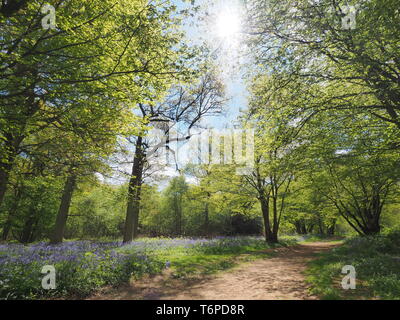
[
  {"left": 138, "top": 173, "right": 262, "bottom": 238},
  {"left": 163, "top": 175, "right": 188, "bottom": 236}
]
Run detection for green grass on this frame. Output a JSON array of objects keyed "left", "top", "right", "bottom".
[
  {"left": 306, "top": 230, "right": 400, "bottom": 300},
  {"left": 300, "top": 234, "right": 345, "bottom": 243},
  {"left": 120, "top": 237, "right": 296, "bottom": 280},
  {"left": 158, "top": 246, "right": 276, "bottom": 279}
]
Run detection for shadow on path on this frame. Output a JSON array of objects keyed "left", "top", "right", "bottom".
[{"left": 88, "top": 242, "right": 340, "bottom": 300}]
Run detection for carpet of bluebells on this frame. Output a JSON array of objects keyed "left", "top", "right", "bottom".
[{"left": 0, "top": 236, "right": 289, "bottom": 299}]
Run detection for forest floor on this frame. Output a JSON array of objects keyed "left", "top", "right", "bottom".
[{"left": 88, "top": 241, "right": 341, "bottom": 300}]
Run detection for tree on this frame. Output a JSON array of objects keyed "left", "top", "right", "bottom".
[
  {"left": 246, "top": 0, "right": 400, "bottom": 131},
  {"left": 184, "top": 164, "right": 214, "bottom": 237},
  {"left": 299, "top": 107, "right": 400, "bottom": 235},
  {"left": 122, "top": 73, "right": 225, "bottom": 242},
  {"left": 163, "top": 175, "right": 189, "bottom": 236},
  {"left": 0, "top": 0, "right": 191, "bottom": 208}
]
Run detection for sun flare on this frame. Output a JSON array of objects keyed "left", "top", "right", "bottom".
[{"left": 216, "top": 11, "right": 241, "bottom": 38}]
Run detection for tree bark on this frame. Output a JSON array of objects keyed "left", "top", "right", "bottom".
[
  {"left": 271, "top": 195, "right": 279, "bottom": 242},
  {"left": 50, "top": 174, "right": 77, "bottom": 244},
  {"left": 123, "top": 136, "right": 145, "bottom": 243},
  {"left": 260, "top": 195, "right": 276, "bottom": 243}
]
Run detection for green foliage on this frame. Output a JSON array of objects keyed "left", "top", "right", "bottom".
[
  {"left": 66, "top": 181, "right": 127, "bottom": 239},
  {"left": 0, "top": 168, "right": 63, "bottom": 242}
]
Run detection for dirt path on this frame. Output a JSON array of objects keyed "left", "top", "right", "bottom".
[{"left": 89, "top": 242, "right": 339, "bottom": 300}]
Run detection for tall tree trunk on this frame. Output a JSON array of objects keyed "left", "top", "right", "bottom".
[
  {"left": 123, "top": 136, "right": 145, "bottom": 243},
  {"left": 271, "top": 195, "right": 279, "bottom": 243},
  {"left": 50, "top": 174, "right": 77, "bottom": 244},
  {"left": 260, "top": 196, "right": 275, "bottom": 242}
]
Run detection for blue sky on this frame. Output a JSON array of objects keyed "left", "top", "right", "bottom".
[{"left": 177, "top": 0, "right": 249, "bottom": 129}]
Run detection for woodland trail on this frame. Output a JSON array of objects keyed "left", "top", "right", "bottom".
[{"left": 88, "top": 242, "right": 340, "bottom": 300}]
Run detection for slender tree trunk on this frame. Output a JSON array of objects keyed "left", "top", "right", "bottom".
[
  {"left": 50, "top": 174, "right": 77, "bottom": 244},
  {"left": 123, "top": 136, "right": 145, "bottom": 243},
  {"left": 271, "top": 195, "right": 279, "bottom": 243},
  {"left": 260, "top": 196, "right": 275, "bottom": 243}
]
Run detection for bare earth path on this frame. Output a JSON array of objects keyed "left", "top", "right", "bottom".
[{"left": 89, "top": 242, "right": 339, "bottom": 300}]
